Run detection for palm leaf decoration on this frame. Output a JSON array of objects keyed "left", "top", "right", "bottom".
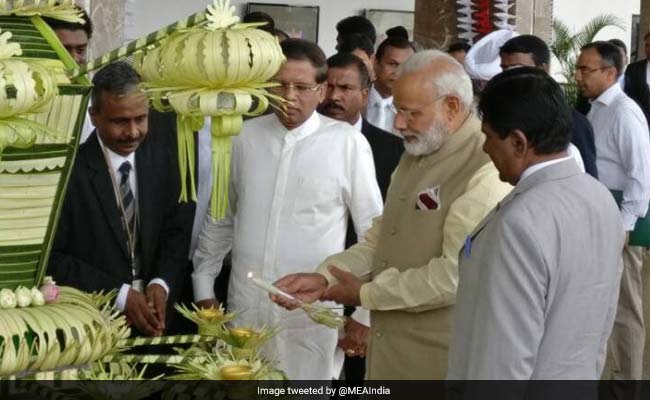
[
  {"left": 551, "top": 14, "right": 624, "bottom": 106},
  {"left": 0, "top": 287, "right": 130, "bottom": 377},
  {"left": 133, "top": 0, "right": 285, "bottom": 218},
  {"left": 0, "top": 1, "right": 83, "bottom": 23}
]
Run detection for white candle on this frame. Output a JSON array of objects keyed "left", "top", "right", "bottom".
[{"left": 247, "top": 272, "right": 297, "bottom": 301}]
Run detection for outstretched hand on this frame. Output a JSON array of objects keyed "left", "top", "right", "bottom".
[{"left": 271, "top": 272, "right": 329, "bottom": 310}]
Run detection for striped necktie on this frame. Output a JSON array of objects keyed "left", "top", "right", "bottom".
[{"left": 118, "top": 161, "right": 135, "bottom": 235}]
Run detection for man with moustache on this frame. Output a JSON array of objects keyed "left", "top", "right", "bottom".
[
  {"left": 191, "top": 39, "right": 382, "bottom": 380},
  {"left": 272, "top": 50, "right": 511, "bottom": 379},
  {"left": 49, "top": 62, "right": 193, "bottom": 337},
  {"left": 320, "top": 53, "right": 403, "bottom": 200}
]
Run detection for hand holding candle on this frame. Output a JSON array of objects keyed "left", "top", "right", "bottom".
[
  {"left": 249, "top": 271, "right": 344, "bottom": 329},
  {"left": 247, "top": 272, "right": 298, "bottom": 303}
]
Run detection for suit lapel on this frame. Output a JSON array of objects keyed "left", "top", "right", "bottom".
[{"left": 85, "top": 133, "right": 130, "bottom": 258}]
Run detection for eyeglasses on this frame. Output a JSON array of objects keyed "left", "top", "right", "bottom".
[
  {"left": 269, "top": 81, "right": 322, "bottom": 94},
  {"left": 395, "top": 93, "right": 448, "bottom": 120},
  {"left": 575, "top": 65, "right": 613, "bottom": 75}
]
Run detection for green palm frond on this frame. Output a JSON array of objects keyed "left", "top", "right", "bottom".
[
  {"left": 551, "top": 19, "right": 574, "bottom": 64},
  {"left": 574, "top": 14, "right": 625, "bottom": 49}
]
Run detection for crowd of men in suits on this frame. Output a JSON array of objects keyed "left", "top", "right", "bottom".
[{"left": 40, "top": 6, "right": 650, "bottom": 390}]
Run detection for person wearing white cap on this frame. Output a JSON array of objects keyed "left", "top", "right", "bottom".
[{"left": 464, "top": 29, "right": 519, "bottom": 93}]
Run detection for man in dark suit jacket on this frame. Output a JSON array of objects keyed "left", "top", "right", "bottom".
[
  {"left": 499, "top": 35, "right": 599, "bottom": 178},
  {"left": 319, "top": 52, "right": 403, "bottom": 386},
  {"left": 49, "top": 62, "right": 193, "bottom": 336},
  {"left": 624, "top": 32, "right": 650, "bottom": 125}
]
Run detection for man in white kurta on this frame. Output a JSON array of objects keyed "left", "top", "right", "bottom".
[{"left": 192, "top": 39, "right": 383, "bottom": 380}]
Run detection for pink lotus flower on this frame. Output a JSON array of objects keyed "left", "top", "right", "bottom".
[{"left": 39, "top": 276, "right": 59, "bottom": 303}]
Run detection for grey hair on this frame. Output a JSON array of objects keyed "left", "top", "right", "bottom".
[{"left": 397, "top": 49, "right": 473, "bottom": 110}]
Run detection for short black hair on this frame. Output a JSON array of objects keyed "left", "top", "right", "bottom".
[
  {"left": 499, "top": 35, "right": 550, "bottom": 66},
  {"left": 581, "top": 41, "right": 623, "bottom": 77},
  {"left": 479, "top": 67, "right": 572, "bottom": 155},
  {"left": 91, "top": 61, "right": 142, "bottom": 111},
  {"left": 43, "top": 5, "right": 93, "bottom": 38},
  {"left": 272, "top": 28, "right": 289, "bottom": 42},
  {"left": 327, "top": 53, "right": 371, "bottom": 89},
  {"left": 375, "top": 36, "right": 415, "bottom": 62},
  {"left": 386, "top": 25, "right": 409, "bottom": 40},
  {"left": 280, "top": 38, "right": 328, "bottom": 83},
  {"left": 447, "top": 42, "right": 471, "bottom": 53},
  {"left": 645, "top": 32, "right": 650, "bottom": 42},
  {"left": 608, "top": 38, "right": 627, "bottom": 55},
  {"left": 243, "top": 11, "right": 275, "bottom": 33},
  {"left": 337, "top": 33, "right": 374, "bottom": 57},
  {"left": 336, "top": 16, "right": 376, "bottom": 45}
]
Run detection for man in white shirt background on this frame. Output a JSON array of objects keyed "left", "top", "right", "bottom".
[
  {"left": 364, "top": 36, "right": 415, "bottom": 135},
  {"left": 576, "top": 41, "right": 650, "bottom": 383},
  {"left": 192, "top": 39, "right": 383, "bottom": 380}
]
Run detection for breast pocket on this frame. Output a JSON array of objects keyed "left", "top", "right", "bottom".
[{"left": 292, "top": 176, "right": 343, "bottom": 223}]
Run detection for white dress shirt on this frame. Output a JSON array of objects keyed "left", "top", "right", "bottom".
[
  {"left": 192, "top": 112, "right": 382, "bottom": 380},
  {"left": 364, "top": 85, "right": 399, "bottom": 136},
  {"left": 96, "top": 136, "right": 169, "bottom": 311},
  {"left": 588, "top": 83, "right": 650, "bottom": 230},
  {"left": 189, "top": 118, "right": 213, "bottom": 260}
]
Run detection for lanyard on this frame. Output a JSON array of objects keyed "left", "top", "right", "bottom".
[{"left": 102, "top": 147, "right": 139, "bottom": 279}]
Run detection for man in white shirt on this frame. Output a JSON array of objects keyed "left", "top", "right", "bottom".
[
  {"left": 49, "top": 62, "right": 193, "bottom": 337},
  {"left": 576, "top": 41, "right": 650, "bottom": 381},
  {"left": 364, "top": 36, "right": 414, "bottom": 134},
  {"left": 192, "top": 39, "right": 383, "bottom": 380}
]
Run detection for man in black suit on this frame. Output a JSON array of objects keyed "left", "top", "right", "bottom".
[
  {"left": 624, "top": 32, "right": 650, "bottom": 125},
  {"left": 49, "top": 62, "right": 193, "bottom": 336},
  {"left": 318, "top": 52, "right": 403, "bottom": 386},
  {"left": 499, "top": 35, "right": 599, "bottom": 178},
  {"left": 320, "top": 52, "right": 404, "bottom": 200}
]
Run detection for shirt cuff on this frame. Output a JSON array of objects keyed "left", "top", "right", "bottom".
[
  {"left": 192, "top": 274, "right": 216, "bottom": 302},
  {"left": 148, "top": 278, "right": 169, "bottom": 296},
  {"left": 359, "top": 282, "right": 374, "bottom": 310},
  {"left": 350, "top": 308, "right": 370, "bottom": 327},
  {"left": 115, "top": 283, "right": 131, "bottom": 312},
  {"left": 621, "top": 210, "right": 638, "bottom": 231}
]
